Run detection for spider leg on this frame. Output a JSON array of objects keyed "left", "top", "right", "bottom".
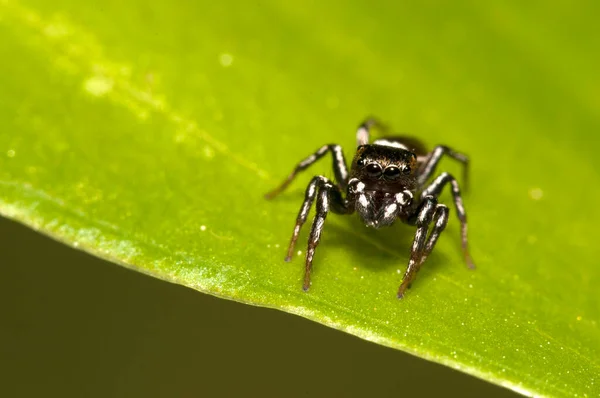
[
  {"left": 303, "top": 177, "right": 350, "bottom": 291},
  {"left": 284, "top": 176, "right": 326, "bottom": 262},
  {"left": 417, "top": 145, "right": 470, "bottom": 191},
  {"left": 356, "top": 117, "right": 390, "bottom": 146},
  {"left": 418, "top": 204, "right": 449, "bottom": 266},
  {"left": 397, "top": 196, "right": 437, "bottom": 299},
  {"left": 421, "top": 172, "right": 475, "bottom": 269},
  {"left": 303, "top": 187, "right": 330, "bottom": 290},
  {"left": 281, "top": 176, "right": 349, "bottom": 290},
  {"left": 265, "top": 144, "right": 348, "bottom": 199}
]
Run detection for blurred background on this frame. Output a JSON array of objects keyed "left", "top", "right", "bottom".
[
  {"left": 0, "top": 217, "right": 516, "bottom": 397},
  {"left": 2, "top": 0, "right": 599, "bottom": 396}
]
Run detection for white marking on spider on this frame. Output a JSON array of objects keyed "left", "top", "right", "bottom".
[
  {"left": 358, "top": 194, "right": 368, "bottom": 208},
  {"left": 356, "top": 127, "right": 369, "bottom": 146},
  {"left": 396, "top": 191, "right": 413, "bottom": 206},
  {"left": 384, "top": 204, "right": 397, "bottom": 218},
  {"left": 373, "top": 139, "right": 409, "bottom": 150},
  {"left": 321, "top": 193, "right": 329, "bottom": 208}
]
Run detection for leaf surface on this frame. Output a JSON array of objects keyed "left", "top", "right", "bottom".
[{"left": 1, "top": 1, "right": 599, "bottom": 396}]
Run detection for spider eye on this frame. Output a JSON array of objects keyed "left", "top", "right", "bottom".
[
  {"left": 365, "top": 163, "right": 382, "bottom": 177},
  {"left": 384, "top": 166, "right": 401, "bottom": 179},
  {"left": 401, "top": 165, "right": 412, "bottom": 175},
  {"left": 356, "top": 158, "right": 365, "bottom": 167}
]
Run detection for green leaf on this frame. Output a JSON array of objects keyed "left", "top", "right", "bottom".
[{"left": 1, "top": 1, "right": 599, "bottom": 397}]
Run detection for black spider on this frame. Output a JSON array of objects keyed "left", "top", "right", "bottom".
[{"left": 266, "top": 118, "right": 474, "bottom": 298}]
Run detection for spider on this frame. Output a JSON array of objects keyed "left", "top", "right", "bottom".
[{"left": 265, "top": 118, "right": 475, "bottom": 298}]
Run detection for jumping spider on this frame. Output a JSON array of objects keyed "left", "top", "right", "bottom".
[{"left": 266, "top": 118, "right": 474, "bottom": 298}]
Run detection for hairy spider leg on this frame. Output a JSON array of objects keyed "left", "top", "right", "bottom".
[
  {"left": 421, "top": 172, "right": 475, "bottom": 269},
  {"left": 284, "top": 176, "right": 329, "bottom": 261},
  {"left": 265, "top": 144, "right": 348, "bottom": 199},
  {"left": 398, "top": 196, "right": 438, "bottom": 298},
  {"left": 356, "top": 118, "right": 390, "bottom": 146},
  {"left": 304, "top": 185, "right": 331, "bottom": 290},
  {"left": 417, "top": 145, "right": 470, "bottom": 192},
  {"left": 418, "top": 204, "right": 449, "bottom": 266},
  {"left": 292, "top": 177, "right": 350, "bottom": 290},
  {"left": 282, "top": 175, "right": 349, "bottom": 267}
]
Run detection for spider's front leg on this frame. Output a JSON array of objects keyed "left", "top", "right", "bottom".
[
  {"left": 265, "top": 144, "right": 349, "bottom": 199},
  {"left": 282, "top": 176, "right": 351, "bottom": 291},
  {"left": 417, "top": 204, "right": 449, "bottom": 266},
  {"left": 397, "top": 196, "right": 439, "bottom": 298},
  {"left": 421, "top": 172, "right": 474, "bottom": 269}
]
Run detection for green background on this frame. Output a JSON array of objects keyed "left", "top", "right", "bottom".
[{"left": 1, "top": 1, "right": 600, "bottom": 397}]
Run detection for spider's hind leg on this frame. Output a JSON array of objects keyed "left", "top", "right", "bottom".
[{"left": 356, "top": 117, "right": 390, "bottom": 146}]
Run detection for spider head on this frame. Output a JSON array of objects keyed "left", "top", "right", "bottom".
[{"left": 351, "top": 144, "right": 418, "bottom": 192}]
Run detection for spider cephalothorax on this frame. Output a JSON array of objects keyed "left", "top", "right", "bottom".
[
  {"left": 266, "top": 118, "right": 474, "bottom": 298},
  {"left": 352, "top": 143, "right": 418, "bottom": 190}
]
